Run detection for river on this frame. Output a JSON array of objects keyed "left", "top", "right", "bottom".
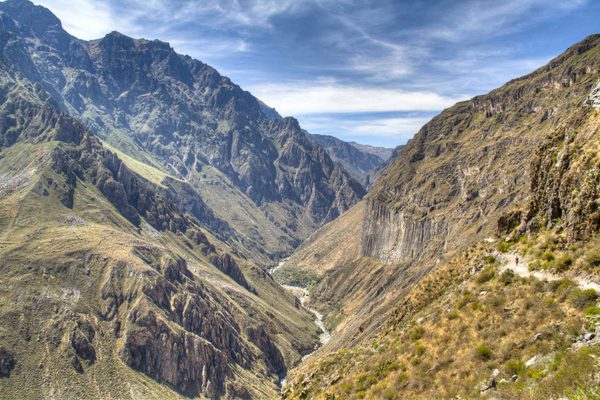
[{"left": 269, "top": 259, "right": 331, "bottom": 364}]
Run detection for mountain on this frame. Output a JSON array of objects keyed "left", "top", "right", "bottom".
[
  {"left": 281, "top": 35, "right": 600, "bottom": 398},
  {"left": 306, "top": 133, "right": 393, "bottom": 186},
  {"left": 0, "top": 0, "right": 368, "bottom": 398},
  {"left": 0, "top": 0, "right": 364, "bottom": 266},
  {"left": 349, "top": 141, "right": 394, "bottom": 162}
]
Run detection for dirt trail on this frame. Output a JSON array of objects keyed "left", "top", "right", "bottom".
[{"left": 497, "top": 253, "right": 600, "bottom": 292}]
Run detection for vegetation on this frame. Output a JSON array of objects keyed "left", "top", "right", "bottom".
[{"left": 284, "top": 240, "right": 600, "bottom": 400}]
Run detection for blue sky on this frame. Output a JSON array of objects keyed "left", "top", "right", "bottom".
[{"left": 32, "top": 0, "right": 600, "bottom": 148}]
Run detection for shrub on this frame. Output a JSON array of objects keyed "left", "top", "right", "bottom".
[
  {"left": 456, "top": 292, "right": 473, "bottom": 309},
  {"left": 506, "top": 359, "right": 526, "bottom": 376},
  {"left": 569, "top": 289, "right": 599, "bottom": 309},
  {"left": 476, "top": 267, "right": 495, "bottom": 284},
  {"left": 376, "top": 361, "right": 400, "bottom": 378},
  {"left": 497, "top": 241, "right": 513, "bottom": 253},
  {"left": 583, "top": 306, "right": 600, "bottom": 317},
  {"left": 586, "top": 249, "right": 600, "bottom": 267},
  {"left": 541, "top": 250, "right": 554, "bottom": 261},
  {"left": 554, "top": 254, "right": 573, "bottom": 272},
  {"left": 528, "top": 261, "right": 542, "bottom": 271},
  {"left": 499, "top": 270, "right": 516, "bottom": 285},
  {"left": 415, "top": 344, "right": 427, "bottom": 356},
  {"left": 409, "top": 327, "right": 425, "bottom": 341},
  {"left": 475, "top": 344, "right": 493, "bottom": 360},
  {"left": 549, "top": 278, "right": 574, "bottom": 293},
  {"left": 484, "top": 255, "right": 497, "bottom": 264}
]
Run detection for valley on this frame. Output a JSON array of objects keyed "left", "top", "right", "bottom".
[{"left": 0, "top": 1, "right": 599, "bottom": 399}]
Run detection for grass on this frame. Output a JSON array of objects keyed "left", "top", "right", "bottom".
[{"left": 273, "top": 265, "right": 322, "bottom": 289}]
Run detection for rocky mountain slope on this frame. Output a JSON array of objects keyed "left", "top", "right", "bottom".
[
  {"left": 280, "top": 34, "right": 600, "bottom": 397},
  {"left": 0, "top": 0, "right": 364, "bottom": 265},
  {"left": 306, "top": 134, "right": 392, "bottom": 186},
  {"left": 0, "top": 48, "right": 326, "bottom": 398},
  {"left": 349, "top": 141, "right": 394, "bottom": 162},
  {"left": 0, "top": 0, "right": 369, "bottom": 398}
]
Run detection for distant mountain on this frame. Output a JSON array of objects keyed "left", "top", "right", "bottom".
[
  {"left": 348, "top": 141, "right": 394, "bottom": 161},
  {"left": 307, "top": 133, "right": 393, "bottom": 186}
]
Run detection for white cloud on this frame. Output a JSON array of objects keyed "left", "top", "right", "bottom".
[
  {"left": 32, "top": 0, "right": 137, "bottom": 39},
  {"left": 247, "top": 79, "right": 464, "bottom": 116},
  {"left": 299, "top": 114, "right": 433, "bottom": 146}
]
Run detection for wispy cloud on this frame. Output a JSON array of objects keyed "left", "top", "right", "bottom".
[
  {"left": 247, "top": 79, "right": 463, "bottom": 116},
  {"left": 299, "top": 112, "right": 435, "bottom": 147}
]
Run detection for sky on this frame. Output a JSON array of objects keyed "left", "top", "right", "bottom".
[{"left": 30, "top": 0, "right": 600, "bottom": 148}]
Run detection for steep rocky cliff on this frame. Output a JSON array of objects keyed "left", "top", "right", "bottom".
[{"left": 0, "top": 0, "right": 364, "bottom": 264}]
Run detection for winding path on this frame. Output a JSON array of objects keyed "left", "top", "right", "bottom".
[{"left": 497, "top": 253, "right": 600, "bottom": 292}]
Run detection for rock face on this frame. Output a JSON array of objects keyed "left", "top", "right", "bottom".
[
  {"left": 307, "top": 133, "right": 392, "bottom": 186},
  {"left": 364, "top": 34, "right": 600, "bottom": 265},
  {"left": 0, "top": 350, "right": 15, "bottom": 378},
  {"left": 0, "top": 0, "right": 364, "bottom": 263}
]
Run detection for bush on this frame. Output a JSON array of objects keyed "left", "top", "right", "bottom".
[
  {"left": 569, "top": 289, "right": 599, "bottom": 309},
  {"left": 475, "top": 344, "right": 493, "bottom": 360},
  {"left": 542, "top": 251, "right": 555, "bottom": 261},
  {"left": 499, "top": 270, "right": 516, "bottom": 285},
  {"left": 409, "top": 327, "right": 425, "bottom": 341},
  {"left": 497, "top": 241, "right": 513, "bottom": 253},
  {"left": 528, "top": 261, "right": 542, "bottom": 271},
  {"left": 476, "top": 267, "right": 495, "bottom": 284},
  {"left": 554, "top": 254, "right": 572, "bottom": 272},
  {"left": 415, "top": 344, "right": 426, "bottom": 356},
  {"left": 587, "top": 249, "right": 600, "bottom": 266},
  {"left": 456, "top": 292, "right": 473, "bottom": 309},
  {"left": 506, "top": 359, "right": 526, "bottom": 376},
  {"left": 583, "top": 306, "right": 600, "bottom": 317},
  {"left": 484, "top": 255, "right": 497, "bottom": 264}
]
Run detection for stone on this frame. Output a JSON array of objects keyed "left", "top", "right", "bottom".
[
  {"left": 0, "top": 349, "right": 16, "bottom": 377},
  {"left": 525, "top": 355, "right": 539, "bottom": 368}
]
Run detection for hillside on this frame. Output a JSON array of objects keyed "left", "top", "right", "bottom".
[
  {"left": 0, "top": 52, "right": 329, "bottom": 398},
  {"left": 280, "top": 34, "right": 600, "bottom": 397}
]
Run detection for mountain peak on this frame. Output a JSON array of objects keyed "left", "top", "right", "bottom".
[{"left": 0, "top": 0, "right": 62, "bottom": 32}]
